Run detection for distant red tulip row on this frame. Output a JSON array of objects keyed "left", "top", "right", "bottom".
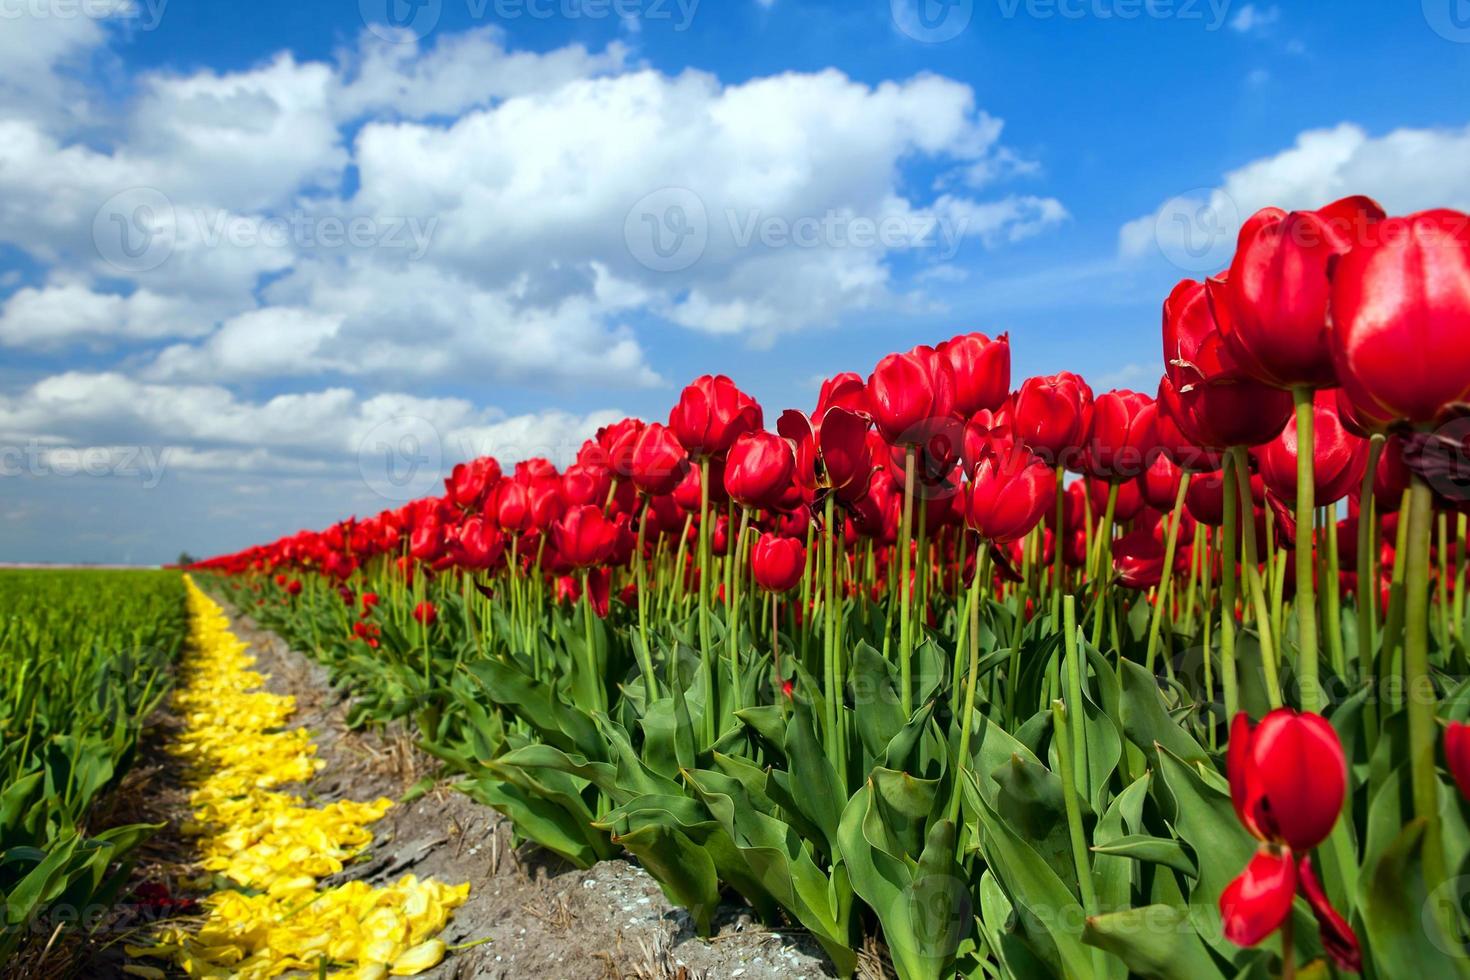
[{"left": 198, "top": 199, "right": 1470, "bottom": 978}]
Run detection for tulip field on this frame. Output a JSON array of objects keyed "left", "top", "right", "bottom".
[
  {"left": 173, "top": 200, "right": 1470, "bottom": 978},
  {"left": 6, "top": 199, "right": 1470, "bottom": 979}
]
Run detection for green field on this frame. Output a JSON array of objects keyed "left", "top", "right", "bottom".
[{"left": 0, "top": 569, "right": 185, "bottom": 963}]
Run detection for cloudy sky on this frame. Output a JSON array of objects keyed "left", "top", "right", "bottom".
[{"left": 3, "top": 0, "right": 1468, "bottom": 563}]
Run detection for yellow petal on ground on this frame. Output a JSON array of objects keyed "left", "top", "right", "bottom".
[
  {"left": 127, "top": 578, "right": 469, "bottom": 979},
  {"left": 389, "top": 939, "right": 447, "bottom": 976}
]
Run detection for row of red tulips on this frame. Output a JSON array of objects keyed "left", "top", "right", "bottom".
[{"left": 197, "top": 196, "right": 1470, "bottom": 979}]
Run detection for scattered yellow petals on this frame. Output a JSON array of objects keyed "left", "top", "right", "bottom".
[{"left": 131, "top": 578, "right": 468, "bottom": 979}]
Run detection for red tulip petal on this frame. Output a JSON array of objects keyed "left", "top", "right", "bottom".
[
  {"left": 1447, "top": 722, "right": 1470, "bottom": 804},
  {"left": 1221, "top": 847, "right": 1298, "bottom": 949},
  {"left": 1297, "top": 855, "right": 1363, "bottom": 973}
]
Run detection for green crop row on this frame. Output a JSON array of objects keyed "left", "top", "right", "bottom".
[{"left": 0, "top": 569, "right": 185, "bottom": 966}]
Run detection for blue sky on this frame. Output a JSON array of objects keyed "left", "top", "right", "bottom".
[{"left": 2, "top": 0, "right": 1468, "bottom": 563}]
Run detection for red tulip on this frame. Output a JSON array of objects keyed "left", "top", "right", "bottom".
[
  {"left": 1330, "top": 209, "right": 1470, "bottom": 424},
  {"left": 778, "top": 406, "right": 873, "bottom": 505},
  {"left": 1112, "top": 527, "right": 1187, "bottom": 591},
  {"left": 814, "top": 372, "right": 869, "bottom": 417},
  {"left": 724, "top": 431, "right": 795, "bottom": 511},
  {"left": 1139, "top": 451, "right": 1182, "bottom": 511},
  {"left": 495, "top": 481, "right": 532, "bottom": 533},
  {"left": 453, "top": 517, "right": 504, "bottom": 570},
  {"left": 751, "top": 534, "right": 806, "bottom": 593},
  {"left": 552, "top": 504, "right": 619, "bottom": 569},
  {"left": 866, "top": 346, "right": 955, "bottom": 446},
  {"left": 1257, "top": 390, "right": 1368, "bottom": 508},
  {"left": 1447, "top": 722, "right": 1470, "bottom": 803},
  {"left": 963, "top": 438, "right": 1057, "bottom": 543},
  {"left": 526, "top": 480, "right": 566, "bottom": 530},
  {"left": 412, "top": 601, "right": 437, "bottom": 626},
  {"left": 1152, "top": 379, "right": 1221, "bottom": 472},
  {"left": 1228, "top": 710, "right": 1345, "bottom": 852},
  {"left": 1088, "top": 477, "right": 1145, "bottom": 523},
  {"left": 1084, "top": 389, "right": 1157, "bottom": 482},
  {"left": 562, "top": 463, "right": 613, "bottom": 508},
  {"left": 1216, "top": 196, "right": 1386, "bottom": 389},
  {"left": 1164, "top": 279, "right": 1293, "bottom": 449},
  {"left": 1222, "top": 710, "right": 1361, "bottom": 970},
  {"left": 669, "top": 375, "right": 763, "bottom": 459},
  {"left": 598, "top": 417, "right": 646, "bottom": 477},
  {"left": 631, "top": 423, "right": 691, "bottom": 496},
  {"left": 1012, "top": 372, "right": 1093, "bottom": 469},
  {"left": 285, "top": 579, "right": 302, "bottom": 596},
  {"left": 938, "top": 331, "right": 1010, "bottom": 417},
  {"left": 445, "top": 456, "right": 501, "bottom": 510},
  {"left": 1184, "top": 468, "right": 1228, "bottom": 526}
]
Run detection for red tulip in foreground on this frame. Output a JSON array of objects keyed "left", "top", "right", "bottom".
[
  {"left": 1329, "top": 208, "right": 1470, "bottom": 425},
  {"left": 1216, "top": 196, "right": 1385, "bottom": 390},
  {"left": 1222, "top": 710, "right": 1360, "bottom": 971}
]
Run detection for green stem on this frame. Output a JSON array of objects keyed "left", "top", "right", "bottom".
[
  {"left": 1051, "top": 695, "right": 1103, "bottom": 979},
  {"left": 1089, "top": 483, "right": 1119, "bottom": 649},
  {"left": 1221, "top": 454, "right": 1240, "bottom": 722},
  {"left": 1405, "top": 476, "right": 1443, "bottom": 892},
  {"left": 899, "top": 446, "right": 917, "bottom": 718},
  {"left": 1229, "top": 446, "right": 1282, "bottom": 708},
  {"left": 1052, "top": 465, "right": 1065, "bottom": 626},
  {"left": 1145, "top": 472, "right": 1192, "bottom": 674},
  {"left": 1292, "top": 388, "right": 1321, "bottom": 712},
  {"left": 634, "top": 495, "right": 658, "bottom": 703},
  {"left": 697, "top": 458, "right": 714, "bottom": 743}
]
